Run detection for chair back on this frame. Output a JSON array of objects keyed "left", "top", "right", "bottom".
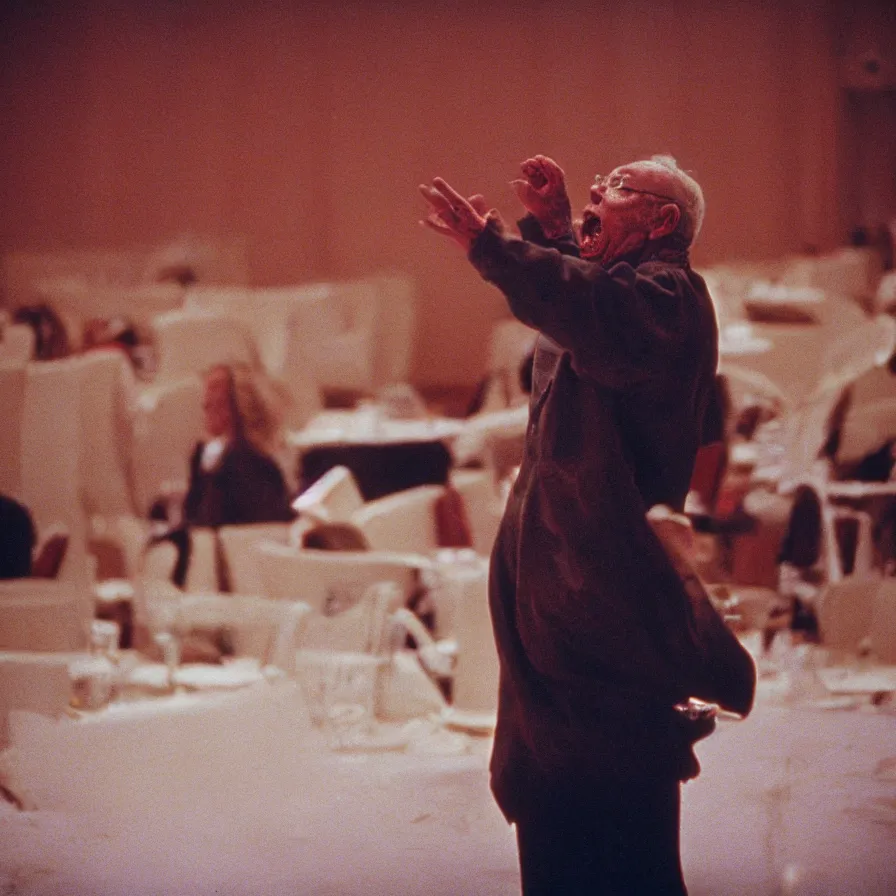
[
  {"left": 0, "top": 323, "right": 35, "bottom": 364},
  {"left": 76, "top": 349, "right": 138, "bottom": 517},
  {"left": 283, "top": 280, "right": 379, "bottom": 394},
  {"left": 869, "top": 578, "right": 896, "bottom": 664},
  {"left": 0, "top": 579, "right": 91, "bottom": 652},
  {"left": 218, "top": 523, "right": 292, "bottom": 595},
  {"left": 360, "top": 272, "right": 416, "bottom": 388},
  {"left": 349, "top": 485, "right": 444, "bottom": 554},
  {"left": 31, "top": 529, "right": 70, "bottom": 579},
  {"left": 20, "top": 359, "right": 90, "bottom": 583},
  {"left": 257, "top": 542, "right": 420, "bottom": 615},
  {"left": 450, "top": 469, "right": 502, "bottom": 556},
  {"left": 131, "top": 376, "right": 203, "bottom": 515},
  {"left": 183, "top": 527, "right": 220, "bottom": 594},
  {"left": 292, "top": 465, "right": 364, "bottom": 523},
  {"left": 175, "top": 593, "right": 311, "bottom": 670},
  {"left": 152, "top": 309, "right": 257, "bottom": 382},
  {"left": 0, "top": 652, "right": 81, "bottom": 749},
  {"left": 297, "top": 581, "right": 405, "bottom": 654},
  {"left": 186, "top": 283, "right": 325, "bottom": 427},
  {"left": 817, "top": 575, "right": 880, "bottom": 656},
  {"left": 0, "top": 364, "right": 26, "bottom": 497},
  {"left": 449, "top": 560, "right": 499, "bottom": 713}
]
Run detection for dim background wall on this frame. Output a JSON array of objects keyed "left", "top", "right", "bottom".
[{"left": 0, "top": 0, "right": 890, "bottom": 387}]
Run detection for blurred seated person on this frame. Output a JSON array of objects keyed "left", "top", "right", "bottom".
[
  {"left": 12, "top": 304, "right": 70, "bottom": 360},
  {"left": 184, "top": 362, "right": 296, "bottom": 528},
  {"left": 0, "top": 494, "right": 36, "bottom": 579},
  {"left": 0, "top": 494, "right": 68, "bottom": 579},
  {"left": 154, "top": 363, "right": 296, "bottom": 588},
  {"left": 82, "top": 315, "right": 143, "bottom": 370}
]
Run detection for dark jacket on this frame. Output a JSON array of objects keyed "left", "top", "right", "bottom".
[
  {"left": 469, "top": 216, "right": 755, "bottom": 819},
  {"left": 183, "top": 439, "right": 295, "bottom": 529}
]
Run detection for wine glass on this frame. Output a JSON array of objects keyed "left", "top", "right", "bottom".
[{"left": 143, "top": 580, "right": 183, "bottom": 690}]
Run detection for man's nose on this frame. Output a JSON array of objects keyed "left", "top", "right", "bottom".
[{"left": 589, "top": 184, "right": 604, "bottom": 203}]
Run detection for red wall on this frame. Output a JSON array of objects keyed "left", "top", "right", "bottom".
[{"left": 1, "top": 0, "right": 880, "bottom": 385}]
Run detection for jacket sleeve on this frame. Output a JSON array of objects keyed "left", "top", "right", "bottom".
[
  {"left": 517, "top": 214, "right": 581, "bottom": 258},
  {"left": 469, "top": 219, "right": 696, "bottom": 389}
]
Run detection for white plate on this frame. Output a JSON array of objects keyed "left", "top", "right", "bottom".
[
  {"left": 174, "top": 660, "right": 265, "bottom": 691},
  {"left": 441, "top": 707, "right": 497, "bottom": 736}
]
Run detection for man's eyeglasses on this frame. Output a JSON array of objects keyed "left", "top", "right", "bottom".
[{"left": 593, "top": 173, "right": 679, "bottom": 204}]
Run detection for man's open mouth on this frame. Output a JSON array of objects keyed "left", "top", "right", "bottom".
[{"left": 579, "top": 210, "right": 602, "bottom": 256}]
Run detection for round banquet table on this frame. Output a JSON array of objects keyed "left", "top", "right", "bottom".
[{"left": 1, "top": 676, "right": 895, "bottom": 895}]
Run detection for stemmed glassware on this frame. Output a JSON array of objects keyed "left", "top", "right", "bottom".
[{"left": 142, "top": 580, "right": 184, "bottom": 691}]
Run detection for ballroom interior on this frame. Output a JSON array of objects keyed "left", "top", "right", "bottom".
[{"left": 1, "top": 2, "right": 895, "bottom": 894}]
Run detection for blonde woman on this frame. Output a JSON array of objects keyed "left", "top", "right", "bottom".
[{"left": 182, "top": 362, "right": 295, "bottom": 529}]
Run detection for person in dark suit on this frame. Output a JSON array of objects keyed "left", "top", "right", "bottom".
[
  {"left": 182, "top": 363, "right": 295, "bottom": 529},
  {"left": 160, "top": 363, "right": 295, "bottom": 588},
  {"left": 421, "top": 154, "right": 754, "bottom": 895}
]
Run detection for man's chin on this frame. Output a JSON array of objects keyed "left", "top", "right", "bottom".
[{"left": 579, "top": 242, "right": 603, "bottom": 262}]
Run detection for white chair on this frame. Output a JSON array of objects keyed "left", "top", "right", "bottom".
[
  {"left": 20, "top": 358, "right": 90, "bottom": 583},
  {"left": 869, "top": 578, "right": 896, "bottom": 664},
  {"left": 131, "top": 376, "right": 204, "bottom": 515},
  {"left": 296, "top": 581, "right": 406, "bottom": 654},
  {"left": 175, "top": 593, "right": 312, "bottom": 671},
  {"left": 0, "top": 580, "right": 92, "bottom": 652},
  {"left": 450, "top": 468, "right": 503, "bottom": 556},
  {"left": 0, "top": 323, "right": 35, "bottom": 364},
  {"left": 816, "top": 576, "right": 881, "bottom": 657},
  {"left": 257, "top": 541, "right": 422, "bottom": 615},
  {"left": 141, "top": 540, "right": 179, "bottom": 584},
  {"left": 186, "top": 283, "right": 310, "bottom": 377},
  {"left": 282, "top": 280, "right": 380, "bottom": 395},
  {"left": 291, "top": 465, "right": 365, "bottom": 523},
  {"left": 483, "top": 428, "right": 527, "bottom": 484},
  {"left": 780, "top": 247, "right": 880, "bottom": 302},
  {"left": 0, "top": 364, "right": 26, "bottom": 497},
  {"left": 151, "top": 309, "right": 257, "bottom": 382},
  {"left": 183, "top": 528, "right": 220, "bottom": 594},
  {"left": 218, "top": 523, "right": 292, "bottom": 595},
  {"left": 360, "top": 272, "right": 417, "bottom": 388},
  {"left": 0, "top": 652, "right": 83, "bottom": 749},
  {"left": 349, "top": 485, "right": 445, "bottom": 554},
  {"left": 90, "top": 513, "right": 153, "bottom": 581},
  {"left": 183, "top": 284, "right": 261, "bottom": 346},
  {"left": 875, "top": 270, "right": 896, "bottom": 314},
  {"left": 481, "top": 318, "right": 538, "bottom": 411},
  {"left": 448, "top": 562, "right": 499, "bottom": 714},
  {"left": 452, "top": 404, "right": 529, "bottom": 469},
  {"left": 76, "top": 349, "right": 139, "bottom": 518}
]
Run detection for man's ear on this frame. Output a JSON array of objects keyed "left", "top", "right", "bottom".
[{"left": 649, "top": 203, "right": 681, "bottom": 240}]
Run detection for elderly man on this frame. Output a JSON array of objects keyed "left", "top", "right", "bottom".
[{"left": 420, "top": 156, "right": 755, "bottom": 895}]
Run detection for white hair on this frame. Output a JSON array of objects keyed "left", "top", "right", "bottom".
[{"left": 649, "top": 154, "right": 705, "bottom": 246}]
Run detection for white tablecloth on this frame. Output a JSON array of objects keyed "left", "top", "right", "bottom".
[{"left": 1, "top": 679, "right": 894, "bottom": 895}]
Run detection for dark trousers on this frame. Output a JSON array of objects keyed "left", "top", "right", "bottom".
[{"left": 514, "top": 774, "right": 686, "bottom": 896}]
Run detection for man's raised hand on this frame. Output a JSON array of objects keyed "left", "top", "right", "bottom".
[
  {"left": 418, "top": 178, "right": 489, "bottom": 251},
  {"left": 510, "top": 154, "right": 572, "bottom": 239}
]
